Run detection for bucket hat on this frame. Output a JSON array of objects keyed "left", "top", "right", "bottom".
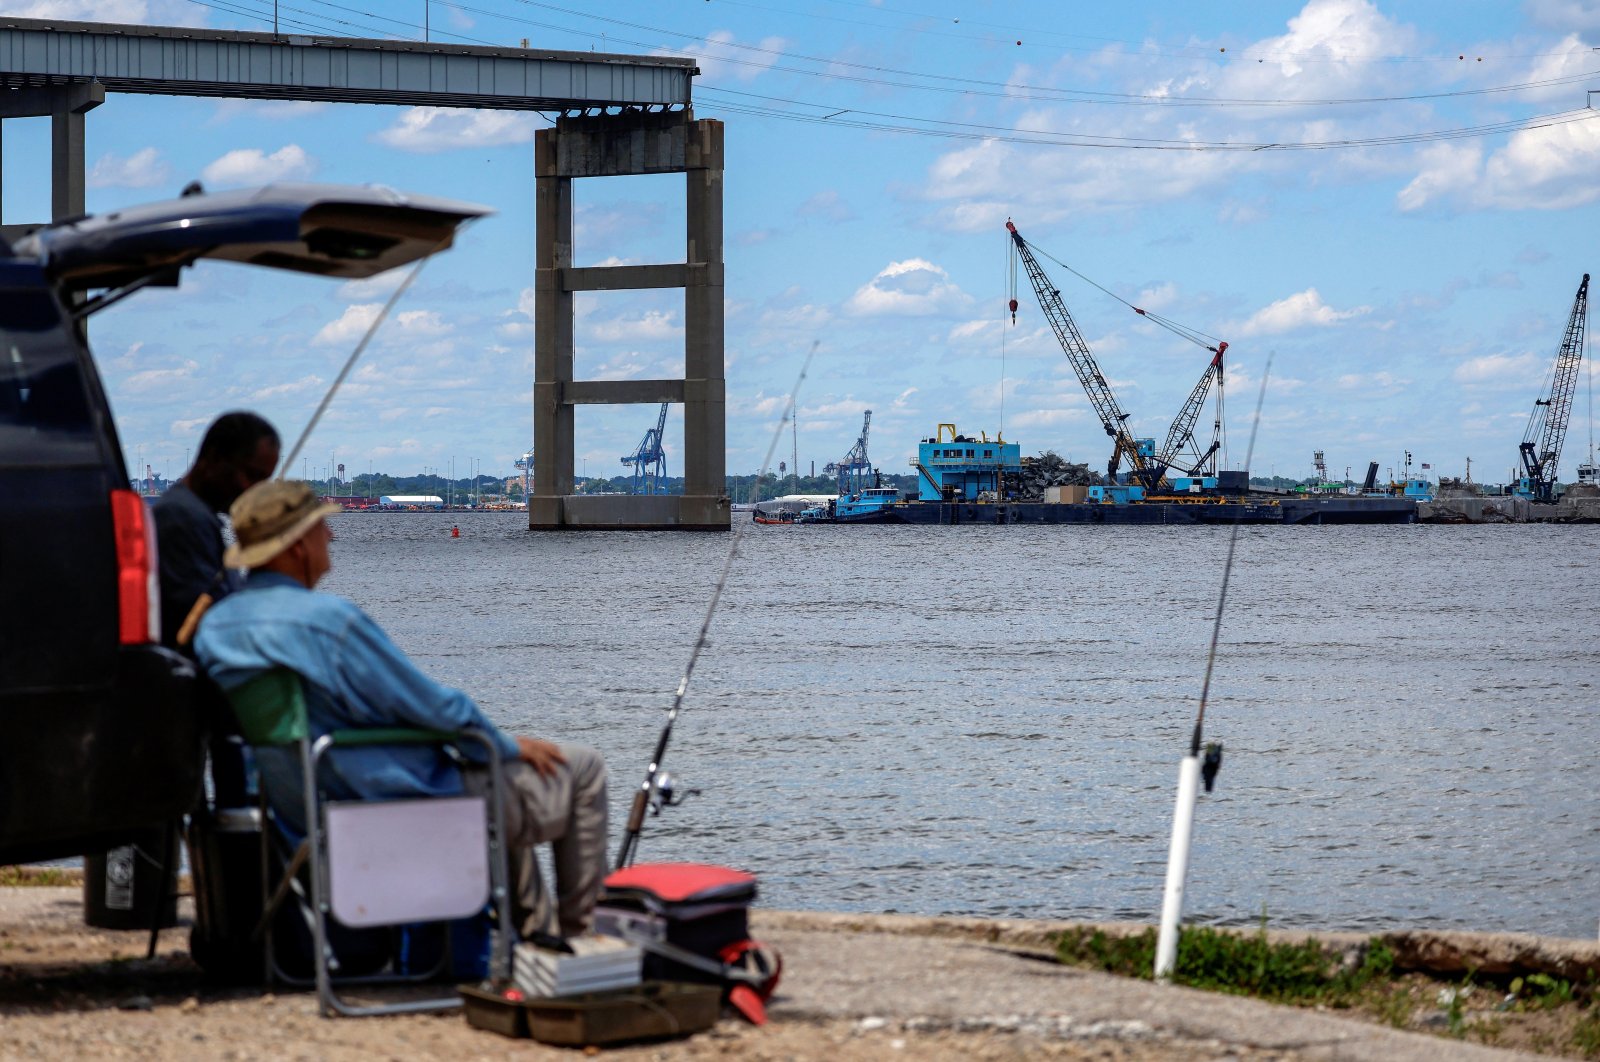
[{"left": 225, "top": 479, "right": 341, "bottom": 568}]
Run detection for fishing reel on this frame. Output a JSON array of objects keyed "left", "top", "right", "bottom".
[{"left": 650, "top": 771, "right": 701, "bottom": 816}]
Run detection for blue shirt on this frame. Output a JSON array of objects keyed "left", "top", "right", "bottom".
[{"left": 194, "top": 570, "right": 519, "bottom": 836}]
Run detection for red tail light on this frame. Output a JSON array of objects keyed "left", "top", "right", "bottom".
[{"left": 110, "top": 489, "right": 160, "bottom": 644}]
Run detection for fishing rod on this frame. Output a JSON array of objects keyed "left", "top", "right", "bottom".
[
  {"left": 277, "top": 250, "right": 437, "bottom": 480},
  {"left": 614, "top": 341, "right": 819, "bottom": 871},
  {"left": 172, "top": 252, "right": 440, "bottom": 646},
  {"left": 1153, "top": 352, "right": 1273, "bottom": 982}
]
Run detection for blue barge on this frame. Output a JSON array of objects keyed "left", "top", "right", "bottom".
[
  {"left": 867, "top": 495, "right": 1416, "bottom": 525},
  {"left": 770, "top": 421, "right": 1418, "bottom": 526}
]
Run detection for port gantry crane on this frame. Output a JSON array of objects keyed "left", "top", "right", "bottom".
[
  {"left": 1006, "top": 220, "right": 1227, "bottom": 490},
  {"left": 1516, "top": 273, "right": 1589, "bottom": 503},
  {"left": 515, "top": 447, "right": 534, "bottom": 500},
  {"left": 621, "top": 402, "right": 670, "bottom": 494},
  {"left": 825, "top": 410, "right": 874, "bottom": 494}
]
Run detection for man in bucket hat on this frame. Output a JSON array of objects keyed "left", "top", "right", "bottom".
[{"left": 194, "top": 480, "right": 608, "bottom": 940}]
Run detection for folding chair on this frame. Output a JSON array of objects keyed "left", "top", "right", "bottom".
[{"left": 223, "top": 669, "right": 513, "bottom": 1016}]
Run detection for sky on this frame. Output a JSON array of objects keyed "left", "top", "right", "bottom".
[{"left": 4, "top": 0, "right": 1599, "bottom": 488}]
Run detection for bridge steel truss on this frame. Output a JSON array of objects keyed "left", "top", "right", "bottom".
[{"left": 0, "top": 17, "right": 723, "bottom": 530}]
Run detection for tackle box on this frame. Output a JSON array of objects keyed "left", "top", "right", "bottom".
[{"left": 459, "top": 981, "right": 722, "bottom": 1045}]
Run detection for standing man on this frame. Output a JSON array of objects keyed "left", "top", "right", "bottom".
[
  {"left": 196, "top": 480, "right": 609, "bottom": 940},
  {"left": 153, "top": 411, "right": 280, "bottom": 648}
]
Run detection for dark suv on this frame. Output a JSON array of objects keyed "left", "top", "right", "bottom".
[{"left": 0, "top": 184, "right": 484, "bottom": 866}]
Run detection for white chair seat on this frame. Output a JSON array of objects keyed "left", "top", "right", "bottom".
[{"left": 325, "top": 795, "right": 490, "bottom": 928}]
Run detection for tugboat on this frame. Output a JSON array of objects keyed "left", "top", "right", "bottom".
[{"left": 833, "top": 486, "right": 902, "bottom": 522}]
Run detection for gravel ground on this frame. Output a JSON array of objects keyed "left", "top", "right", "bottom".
[{"left": 0, "top": 887, "right": 1557, "bottom": 1061}]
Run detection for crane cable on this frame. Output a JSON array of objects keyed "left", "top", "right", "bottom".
[
  {"left": 278, "top": 248, "right": 439, "bottom": 479},
  {"left": 1024, "top": 239, "right": 1222, "bottom": 351}
]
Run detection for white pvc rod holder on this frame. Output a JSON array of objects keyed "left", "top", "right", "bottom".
[{"left": 1154, "top": 754, "right": 1201, "bottom": 982}]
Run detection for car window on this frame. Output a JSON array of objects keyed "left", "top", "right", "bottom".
[{"left": 0, "top": 289, "right": 102, "bottom": 465}]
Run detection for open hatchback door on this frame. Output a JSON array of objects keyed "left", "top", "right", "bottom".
[
  {"left": 13, "top": 182, "right": 490, "bottom": 295},
  {"left": 0, "top": 182, "right": 486, "bottom": 868}
]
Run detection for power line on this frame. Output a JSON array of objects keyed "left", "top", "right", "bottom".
[
  {"left": 462, "top": 0, "right": 1600, "bottom": 110},
  {"left": 695, "top": 86, "right": 1600, "bottom": 152},
  {"left": 176, "top": 1, "right": 1600, "bottom": 154},
  {"left": 714, "top": 0, "right": 1594, "bottom": 65}
]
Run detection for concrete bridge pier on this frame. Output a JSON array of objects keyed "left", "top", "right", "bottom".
[
  {"left": 0, "top": 80, "right": 104, "bottom": 242},
  {"left": 531, "top": 109, "right": 728, "bottom": 530}
]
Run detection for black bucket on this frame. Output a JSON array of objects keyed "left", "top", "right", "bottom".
[
  {"left": 187, "top": 806, "right": 266, "bottom": 982},
  {"left": 83, "top": 823, "right": 179, "bottom": 930}
]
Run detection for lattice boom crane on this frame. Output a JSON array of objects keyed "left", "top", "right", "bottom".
[
  {"left": 1156, "top": 343, "right": 1226, "bottom": 477},
  {"left": 1518, "top": 273, "right": 1589, "bottom": 503},
  {"left": 1007, "top": 220, "right": 1156, "bottom": 487}
]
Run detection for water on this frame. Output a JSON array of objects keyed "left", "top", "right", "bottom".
[{"left": 324, "top": 513, "right": 1600, "bottom": 938}]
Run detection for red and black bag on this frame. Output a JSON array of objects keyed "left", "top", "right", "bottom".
[{"left": 595, "top": 863, "right": 781, "bottom": 1023}]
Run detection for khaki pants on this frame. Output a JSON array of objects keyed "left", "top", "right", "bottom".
[{"left": 466, "top": 743, "right": 609, "bottom": 939}]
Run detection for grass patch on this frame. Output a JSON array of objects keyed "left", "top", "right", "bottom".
[
  {"left": 0, "top": 865, "right": 82, "bottom": 887},
  {"left": 1057, "top": 924, "right": 1600, "bottom": 1058},
  {"left": 1572, "top": 1006, "right": 1600, "bottom": 1059},
  {"left": 1054, "top": 924, "right": 1393, "bottom": 1006}
]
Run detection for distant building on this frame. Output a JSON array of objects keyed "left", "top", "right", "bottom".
[{"left": 378, "top": 495, "right": 444, "bottom": 509}]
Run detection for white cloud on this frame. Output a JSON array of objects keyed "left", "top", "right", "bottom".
[
  {"left": 918, "top": 0, "right": 1435, "bottom": 230},
  {"left": 1336, "top": 371, "right": 1410, "bottom": 389},
  {"left": 844, "top": 259, "right": 974, "bottom": 317},
  {"left": 1453, "top": 351, "right": 1543, "bottom": 384},
  {"left": 123, "top": 361, "right": 198, "bottom": 393},
  {"left": 756, "top": 304, "right": 833, "bottom": 331},
  {"left": 1010, "top": 407, "right": 1088, "bottom": 428},
  {"left": 1226, "top": 0, "right": 1418, "bottom": 87},
  {"left": 1523, "top": 1, "right": 1600, "bottom": 32},
  {"left": 9, "top": 1, "right": 203, "bottom": 22},
  {"left": 170, "top": 416, "right": 210, "bottom": 436},
  {"left": 247, "top": 375, "right": 324, "bottom": 401},
  {"left": 89, "top": 148, "right": 170, "bottom": 190},
  {"left": 201, "top": 145, "right": 315, "bottom": 188},
  {"left": 1234, "top": 288, "right": 1371, "bottom": 336},
  {"left": 1132, "top": 282, "right": 1179, "bottom": 313},
  {"left": 371, "top": 439, "right": 425, "bottom": 458},
  {"left": 314, "top": 304, "right": 381, "bottom": 346},
  {"left": 949, "top": 319, "right": 997, "bottom": 342},
  {"left": 394, "top": 309, "right": 452, "bottom": 337},
  {"left": 590, "top": 354, "right": 651, "bottom": 381},
  {"left": 796, "top": 190, "right": 853, "bottom": 222},
  {"left": 375, "top": 108, "right": 537, "bottom": 153},
  {"left": 584, "top": 310, "right": 682, "bottom": 344},
  {"left": 1399, "top": 120, "right": 1600, "bottom": 213},
  {"left": 674, "top": 30, "right": 786, "bottom": 82},
  {"left": 336, "top": 271, "right": 408, "bottom": 301},
  {"left": 1218, "top": 199, "right": 1268, "bottom": 225}
]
